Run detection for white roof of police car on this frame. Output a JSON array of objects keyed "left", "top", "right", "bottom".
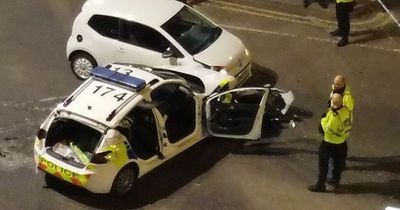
[
  {"left": 83, "top": 0, "right": 184, "bottom": 27},
  {"left": 60, "top": 65, "right": 167, "bottom": 127}
]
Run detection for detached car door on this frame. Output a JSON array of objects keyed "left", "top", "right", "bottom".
[{"left": 205, "top": 87, "right": 294, "bottom": 140}]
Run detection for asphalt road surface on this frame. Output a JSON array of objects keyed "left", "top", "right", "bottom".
[{"left": 0, "top": 0, "right": 400, "bottom": 209}]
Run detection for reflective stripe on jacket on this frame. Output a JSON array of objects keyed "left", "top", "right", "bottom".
[
  {"left": 342, "top": 86, "right": 354, "bottom": 113},
  {"left": 336, "top": 0, "right": 354, "bottom": 3},
  {"left": 321, "top": 107, "right": 352, "bottom": 144}
]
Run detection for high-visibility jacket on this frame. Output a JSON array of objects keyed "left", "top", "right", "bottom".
[
  {"left": 331, "top": 85, "right": 355, "bottom": 113},
  {"left": 336, "top": 0, "right": 353, "bottom": 3},
  {"left": 321, "top": 107, "right": 352, "bottom": 144},
  {"left": 216, "top": 79, "right": 232, "bottom": 103},
  {"left": 221, "top": 92, "right": 232, "bottom": 103}
]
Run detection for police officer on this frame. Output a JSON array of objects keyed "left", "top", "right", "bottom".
[
  {"left": 213, "top": 79, "right": 233, "bottom": 104},
  {"left": 330, "top": 0, "right": 355, "bottom": 47},
  {"left": 309, "top": 93, "right": 352, "bottom": 192},
  {"left": 330, "top": 75, "right": 354, "bottom": 114}
]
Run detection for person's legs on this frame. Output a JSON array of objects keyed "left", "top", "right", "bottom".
[
  {"left": 309, "top": 141, "right": 330, "bottom": 192},
  {"left": 336, "top": 3, "right": 350, "bottom": 46},
  {"left": 330, "top": 3, "right": 341, "bottom": 36},
  {"left": 331, "top": 142, "right": 348, "bottom": 187}
]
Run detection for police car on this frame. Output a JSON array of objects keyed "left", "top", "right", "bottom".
[{"left": 34, "top": 64, "right": 293, "bottom": 196}]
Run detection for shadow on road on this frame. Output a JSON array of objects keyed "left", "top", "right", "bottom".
[
  {"left": 233, "top": 142, "right": 319, "bottom": 156},
  {"left": 341, "top": 180, "right": 400, "bottom": 200},
  {"left": 347, "top": 155, "right": 400, "bottom": 174},
  {"left": 262, "top": 106, "right": 314, "bottom": 138},
  {"left": 243, "top": 63, "right": 279, "bottom": 88},
  {"left": 335, "top": 155, "right": 400, "bottom": 199},
  {"left": 351, "top": 23, "right": 400, "bottom": 44},
  {"left": 44, "top": 138, "right": 247, "bottom": 209}
]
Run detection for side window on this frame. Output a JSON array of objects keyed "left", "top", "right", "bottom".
[
  {"left": 88, "top": 15, "right": 119, "bottom": 39},
  {"left": 120, "top": 20, "right": 170, "bottom": 53}
]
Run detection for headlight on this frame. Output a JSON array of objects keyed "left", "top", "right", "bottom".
[
  {"left": 245, "top": 48, "right": 250, "bottom": 56},
  {"left": 211, "top": 66, "right": 228, "bottom": 75}
]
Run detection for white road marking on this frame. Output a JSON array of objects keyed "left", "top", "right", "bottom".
[
  {"left": 376, "top": 0, "right": 400, "bottom": 28},
  {"left": 221, "top": 24, "right": 400, "bottom": 53},
  {"left": 203, "top": 0, "right": 391, "bottom": 29},
  {"left": 39, "top": 96, "right": 65, "bottom": 102},
  {"left": 219, "top": 25, "right": 297, "bottom": 37},
  {"left": 1, "top": 95, "right": 65, "bottom": 108}
]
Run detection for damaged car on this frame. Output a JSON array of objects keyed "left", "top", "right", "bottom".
[
  {"left": 67, "top": 0, "right": 252, "bottom": 88},
  {"left": 34, "top": 64, "right": 293, "bottom": 196}
]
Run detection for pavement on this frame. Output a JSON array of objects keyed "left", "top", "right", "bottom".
[{"left": 0, "top": 0, "right": 400, "bottom": 209}]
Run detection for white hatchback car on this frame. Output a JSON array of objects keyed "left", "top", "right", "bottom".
[
  {"left": 34, "top": 64, "right": 293, "bottom": 196},
  {"left": 66, "top": 0, "right": 252, "bottom": 88}
]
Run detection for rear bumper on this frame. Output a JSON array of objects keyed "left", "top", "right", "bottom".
[{"left": 34, "top": 145, "right": 115, "bottom": 194}]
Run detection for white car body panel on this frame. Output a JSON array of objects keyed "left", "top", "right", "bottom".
[{"left": 82, "top": 0, "right": 184, "bottom": 28}]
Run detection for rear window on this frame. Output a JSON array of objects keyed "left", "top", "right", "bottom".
[{"left": 88, "top": 15, "right": 119, "bottom": 39}]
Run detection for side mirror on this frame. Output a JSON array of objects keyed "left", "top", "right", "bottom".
[{"left": 162, "top": 49, "right": 174, "bottom": 58}]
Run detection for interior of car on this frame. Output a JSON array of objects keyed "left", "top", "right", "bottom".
[
  {"left": 122, "top": 106, "right": 160, "bottom": 160},
  {"left": 208, "top": 89, "right": 265, "bottom": 135},
  {"left": 151, "top": 84, "right": 196, "bottom": 143}
]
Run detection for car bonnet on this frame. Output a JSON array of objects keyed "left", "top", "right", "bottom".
[{"left": 193, "top": 30, "right": 246, "bottom": 74}]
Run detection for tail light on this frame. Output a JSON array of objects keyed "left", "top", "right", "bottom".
[
  {"left": 91, "top": 151, "right": 112, "bottom": 164},
  {"left": 36, "top": 128, "right": 47, "bottom": 140}
]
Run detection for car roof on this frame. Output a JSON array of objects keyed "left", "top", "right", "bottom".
[
  {"left": 83, "top": 0, "right": 184, "bottom": 27},
  {"left": 60, "top": 64, "right": 166, "bottom": 127}
]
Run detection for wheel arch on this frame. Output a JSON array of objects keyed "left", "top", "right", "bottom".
[
  {"left": 68, "top": 50, "right": 95, "bottom": 61},
  {"left": 109, "top": 161, "right": 140, "bottom": 196}
]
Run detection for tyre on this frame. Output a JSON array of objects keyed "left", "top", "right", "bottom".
[
  {"left": 70, "top": 52, "right": 97, "bottom": 80},
  {"left": 110, "top": 166, "right": 138, "bottom": 197}
]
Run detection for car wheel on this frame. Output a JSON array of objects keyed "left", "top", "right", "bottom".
[
  {"left": 111, "top": 166, "right": 137, "bottom": 197},
  {"left": 70, "top": 52, "right": 97, "bottom": 80}
]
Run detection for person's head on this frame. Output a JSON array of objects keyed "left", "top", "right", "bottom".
[
  {"left": 332, "top": 75, "right": 346, "bottom": 92},
  {"left": 331, "top": 93, "right": 343, "bottom": 110}
]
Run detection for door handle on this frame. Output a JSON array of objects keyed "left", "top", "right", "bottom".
[{"left": 117, "top": 47, "right": 125, "bottom": 53}]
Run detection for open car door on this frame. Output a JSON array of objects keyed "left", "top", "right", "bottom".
[
  {"left": 205, "top": 87, "right": 268, "bottom": 140},
  {"left": 205, "top": 87, "right": 294, "bottom": 140}
]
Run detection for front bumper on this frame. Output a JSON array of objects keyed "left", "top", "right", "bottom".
[{"left": 230, "top": 61, "right": 252, "bottom": 88}]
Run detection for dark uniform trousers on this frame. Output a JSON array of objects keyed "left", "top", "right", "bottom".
[
  {"left": 336, "top": 2, "right": 353, "bottom": 39},
  {"left": 318, "top": 140, "right": 348, "bottom": 184}
]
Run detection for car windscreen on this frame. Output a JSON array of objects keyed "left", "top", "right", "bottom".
[{"left": 161, "top": 6, "right": 222, "bottom": 55}]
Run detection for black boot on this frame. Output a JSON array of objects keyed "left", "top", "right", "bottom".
[
  {"left": 327, "top": 178, "right": 340, "bottom": 188},
  {"left": 337, "top": 38, "right": 349, "bottom": 47},
  {"left": 319, "top": 0, "right": 328, "bottom": 8},
  {"left": 304, "top": 0, "right": 310, "bottom": 8},
  {"left": 308, "top": 183, "right": 326, "bottom": 192}
]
